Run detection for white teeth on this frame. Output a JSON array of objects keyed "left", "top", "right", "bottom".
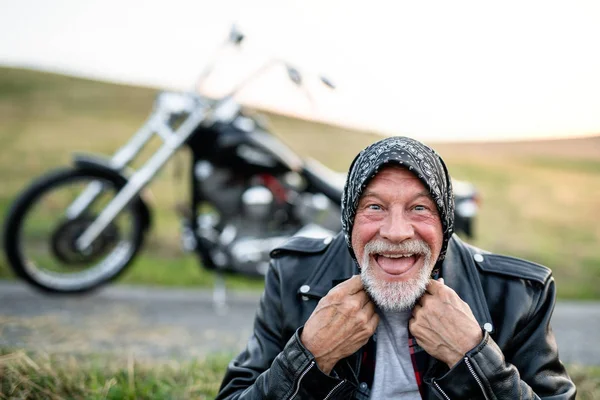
[{"left": 379, "top": 253, "right": 413, "bottom": 259}]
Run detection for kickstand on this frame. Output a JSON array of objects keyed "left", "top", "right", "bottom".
[{"left": 213, "top": 270, "right": 229, "bottom": 315}]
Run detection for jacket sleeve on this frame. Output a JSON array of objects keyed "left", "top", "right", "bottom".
[
  {"left": 426, "top": 277, "right": 576, "bottom": 399},
  {"left": 215, "top": 261, "right": 348, "bottom": 400}
]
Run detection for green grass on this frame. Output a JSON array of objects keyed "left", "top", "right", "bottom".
[
  {"left": 0, "top": 252, "right": 265, "bottom": 291},
  {"left": 118, "top": 254, "right": 265, "bottom": 290},
  {"left": 0, "top": 349, "right": 232, "bottom": 399},
  {"left": 1, "top": 66, "right": 599, "bottom": 299},
  {"left": 1, "top": 349, "right": 598, "bottom": 399},
  {"left": 526, "top": 156, "right": 600, "bottom": 174}
]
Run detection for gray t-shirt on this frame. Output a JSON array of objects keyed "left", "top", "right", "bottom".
[{"left": 370, "top": 309, "right": 421, "bottom": 399}]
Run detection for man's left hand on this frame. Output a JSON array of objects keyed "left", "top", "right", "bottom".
[{"left": 409, "top": 278, "right": 483, "bottom": 368}]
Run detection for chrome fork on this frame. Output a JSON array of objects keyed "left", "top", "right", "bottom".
[
  {"left": 64, "top": 114, "right": 159, "bottom": 220},
  {"left": 74, "top": 105, "right": 207, "bottom": 252}
]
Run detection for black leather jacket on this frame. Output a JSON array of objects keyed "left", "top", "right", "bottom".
[{"left": 216, "top": 233, "right": 576, "bottom": 400}]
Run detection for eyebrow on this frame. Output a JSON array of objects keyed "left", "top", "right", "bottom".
[{"left": 360, "top": 190, "right": 433, "bottom": 201}]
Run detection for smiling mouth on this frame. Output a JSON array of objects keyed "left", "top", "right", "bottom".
[{"left": 374, "top": 253, "right": 420, "bottom": 276}]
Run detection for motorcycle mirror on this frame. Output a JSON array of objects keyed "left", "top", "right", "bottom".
[
  {"left": 286, "top": 65, "right": 303, "bottom": 86},
  {"left": 229, "top": 24, "right": 245, "bottom": 45},
  {"left": 320, "top": 76, "right": 335, "bottom": 89}
]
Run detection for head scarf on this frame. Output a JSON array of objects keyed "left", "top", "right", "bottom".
[{"left": 341, "top": 136, "right": 454, "bottom": 265}]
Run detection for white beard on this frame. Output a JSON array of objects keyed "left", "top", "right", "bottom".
[{"left": 359, "top": 239, "right": 434, "bottom": 312}]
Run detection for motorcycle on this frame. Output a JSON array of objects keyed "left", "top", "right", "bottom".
[
  {"left": 3, "top": 26, "right": 478, "bottom": 298},
  {"left": 3, "top": 26, "right": 343, "bottom": 298}
]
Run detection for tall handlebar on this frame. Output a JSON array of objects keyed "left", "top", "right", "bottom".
[{"left": 195, "top": 25, "right": 335, "bottom": 105}]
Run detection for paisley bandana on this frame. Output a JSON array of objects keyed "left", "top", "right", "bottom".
[{"left": 341, "top": 136, "right": 454, "bottom": 265}]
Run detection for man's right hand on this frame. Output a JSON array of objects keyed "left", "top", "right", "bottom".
[{"left": 300, "top": 275, "right": 379, "bottom": 375}]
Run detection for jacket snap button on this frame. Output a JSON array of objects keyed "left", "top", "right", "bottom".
[
  {"left": 300, "top": 285, "right": 310, "bottom": 293},
  {"left": 474, "top": 253, "right": 484, "bottom": 262},
  {"left": 359, "top": 382, "right": 368, "bottom": 390},
  {"left": 483, "top": 322, "right": 493, "bottom": 332}
]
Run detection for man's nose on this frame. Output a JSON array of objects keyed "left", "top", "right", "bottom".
[{"left": 379, "top": 208, "right": 414, "bottom": 243}]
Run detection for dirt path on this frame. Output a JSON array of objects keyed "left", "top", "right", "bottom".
[{"left": 1, "top": 281, "right": 599, "bottom": 365}]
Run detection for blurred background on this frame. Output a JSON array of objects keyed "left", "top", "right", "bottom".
[{"left": 1, "top": 0, "right": 599, "bottom": 398}]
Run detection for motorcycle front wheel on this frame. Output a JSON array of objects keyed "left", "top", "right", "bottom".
[{"left": 3, "top": 168, "right": 145, "bottom": 293}]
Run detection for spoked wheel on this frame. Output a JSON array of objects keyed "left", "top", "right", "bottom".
[{"left": 3, "top": 168, "right": 145, "bottom": 293}]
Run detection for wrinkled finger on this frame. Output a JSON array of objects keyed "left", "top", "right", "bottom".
[
  {"left": 367, "top": 310, "right": 380, "bottom": 333},
  {"left": 425, "top": 278, "right": 444, "bottom": 295},
  {"left": 416, "top": 291, "right": 432, "bottom": 307},
  {"left": 338, "top": 275, "right": 365, "bottom": 295},
  {"left": 408, "top": 315, "right": 416, "bottom": 330},
  {"left": 412, "top": 302, "right": 423, "bottom": 317},
  {"left": 408, "top": 316, "right": 420, "bottom": 336},
  {"left": 361, "top": 297, "right": 377, "bottom": 316},
  {"left": 354, "top": 289, "right": 373, "bottom": 308}
]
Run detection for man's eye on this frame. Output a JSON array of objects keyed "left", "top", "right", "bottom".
[
  {"left": 367, "top": 204, "right": 381, "bottom": 210},
  {"left": 414, "top": 205, "right": 427, "bottom": 211}
]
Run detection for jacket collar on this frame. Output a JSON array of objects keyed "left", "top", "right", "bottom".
[
  {"left": 299, "top": 232, "right": 357, "bottom": 299},
  {"left": 441, "top": 235, "right": 494, "bottom": 332}
]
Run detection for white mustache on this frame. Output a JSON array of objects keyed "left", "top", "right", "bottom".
[{"left": 363, "top": 239, "right": 431, "bottom": 258}]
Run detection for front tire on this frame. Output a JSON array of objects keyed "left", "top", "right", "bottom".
[{"left": 3, "top": 168, "right": 145, "bottom": 294}]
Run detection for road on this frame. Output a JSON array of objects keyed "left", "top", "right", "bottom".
[{"left": 1, "top": 281, "right": 599, "bottom": 365}]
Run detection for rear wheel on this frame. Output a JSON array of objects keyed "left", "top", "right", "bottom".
[{"left": 3, "top": 168, "right": 145, "bottom": 293}]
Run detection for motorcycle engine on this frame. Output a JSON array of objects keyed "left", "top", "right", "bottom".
[{"left": 193, "top": 161, "right": 340, "bottom": 276}]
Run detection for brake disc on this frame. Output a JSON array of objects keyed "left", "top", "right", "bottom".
[{"left": 50, "top": 216, "right": 120, "bottom": 266}]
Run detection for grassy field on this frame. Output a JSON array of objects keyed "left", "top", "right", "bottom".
[
  {"left": 1, "top": 349, "right": 599, "bottom": 399},
  {"left": 0, "top": 66, "right": 599, "bottom": 298},
  {"left": 0, "top": 349, "right": 230, "bottom": 399}
]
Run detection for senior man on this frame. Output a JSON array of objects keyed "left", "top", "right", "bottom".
[{"left": 216, "top": 136, "right": 576, "bottom": 399}]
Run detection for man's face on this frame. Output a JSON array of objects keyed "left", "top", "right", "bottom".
[{"left": 351, "top": 165, "right": 444, "bottom": 311}]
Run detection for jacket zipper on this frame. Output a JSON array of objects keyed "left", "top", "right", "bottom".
[
  {"left": 287, "top": 361, "right": 315, "bottom": 400},
  {"left": 287, "top": 360, "right": 348, "bottom": 400},
  {"left": 432, "top": 357, "right": 490, "bottom": 400},
  {"left": 323, "top": 379, "right": 346, "bottom": 400},
  {"left": 464, "top": 357, "right": 490, "bottom": 400},
  {"left": 433, "top": 380, "right": 451, "bottom": 400}
]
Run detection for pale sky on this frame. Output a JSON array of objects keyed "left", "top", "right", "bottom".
[{"left": 2, "top": 0, "right": 600, "bottom": 142}]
